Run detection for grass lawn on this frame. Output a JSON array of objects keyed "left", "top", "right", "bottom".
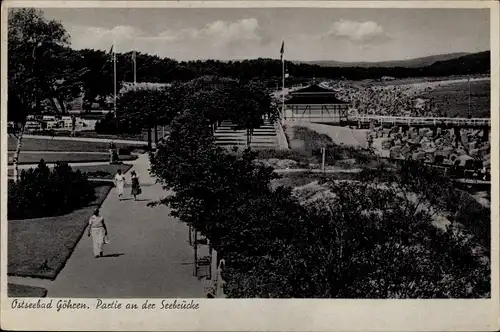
[
  {"left": 7, "top": 152, "right": 138, "bottom": 165},
  {"left": 8, "top": 137, "right": 148, "bottom": 153},
  {"left": 8, "top": 184, "right": 112, "bottom": 280},
  {"left": 7, "top": 163, "right": 134, "bottom": 179},
  {"left": 75, "top": 129, "right": 170, "bottom": 141},
  {"left": 8, "top": 283, "right": 48, "bottom": 298},
  {"left": 23, "top": 127, "right": 170, "bottom": 142},
  {"left": 73, "top": 164, "right": 133, "bottom": 179}
]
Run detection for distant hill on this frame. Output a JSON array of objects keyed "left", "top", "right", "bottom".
[
  {"left": 297, "top": 52, "right": 471, "bottom": 68},
  {"left": 423, "top": 51, "right": 490, "bottom": 76}
]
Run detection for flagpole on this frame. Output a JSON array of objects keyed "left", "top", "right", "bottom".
[
  {"left": 281, "top": 40, "right": 285, "bottom": 121},
  {"left": 133, "top": 52, "right": 137, "bottom": 85},
  {"left": 113, "top": 39, "right": 117, "bottom": 114},
  {"left": 468, "top": 76, "right": 471, "bottom": 118}
]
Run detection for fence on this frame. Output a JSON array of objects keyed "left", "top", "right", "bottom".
[{"left": 351, "top": 115, "right": 491, "bottom": 127}]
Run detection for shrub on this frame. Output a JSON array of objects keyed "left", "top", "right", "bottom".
[
  {"left": 94, "top": 112, "right": 118, "bottom": 134},
  {"left": 95, "top": 112, "right": 141, "bottom": 135},
  {"left": 85, "top": 170, "right": 111, "bottom": 178},
  {"left": 127, "top": 145, "right": 148, "bottom": 154},
  {"left": 30, "top": 129, "right": 56, "bottom": 136},
  {"left": 293, "top": 126, "right": 332, "bottom": 152},
  {"left": 8, "top": 160, "right": 96, "bottom": 219},
  {"left": 442, "top": 187, "right": 490, "bottom": 251},
  {"left": 255, "top": 149, "right": 311, "bottom": 164},
  {"left": 118, "top": 147, "right": 131, "bottom": 155}
]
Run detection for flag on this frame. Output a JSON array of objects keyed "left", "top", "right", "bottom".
[
  {"left": 131, "top": 50, "right": 136, "bottom": 64},
  {"left": 100, "top": 44, "right": 115, "bottom": 70},
  {"left": 280, "top": 41, "right": 284, "bottom": 60}
]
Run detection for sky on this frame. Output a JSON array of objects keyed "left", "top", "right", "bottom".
[{"left": 40, "top": 8, "right": 490, "bottom": 62}]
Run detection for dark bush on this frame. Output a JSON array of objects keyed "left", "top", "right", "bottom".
[
  {"left": 85, "top": 170, "right": 111, "bottom": 178},
  {"left": 95, "top": 112, "right": 141, "bottom": 135},
  {"left": 128, "top": 145, "right": 148, "bottom": 154},
  {"left": 30, "top": 129, "right": 56, "bottom": 136},
  {"left": 118, "top": 147, "right": 131, "bottom": 155},
  {"left": 293, "top": 126, "right": 332, "bottom": 152},
  {"left": 8, "top": 160, "right": 96, "bottom": 219}
]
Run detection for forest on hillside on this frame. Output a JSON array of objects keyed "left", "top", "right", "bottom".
[{"left": 55, "top": 48, "right": 491, "bottom": 108}]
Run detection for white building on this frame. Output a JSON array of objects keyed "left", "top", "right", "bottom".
[
  {"left": 42, "top": 115, "right": 57, "bottom": 121},
  {"left": 45, "top": 120, "right": 60, "bottom": 129},
  {"left": 60, "top": 116, "right": 74, "bottom": 128},
  {"left": 25, "top": 121, "right": 43, "bottom": 131}
]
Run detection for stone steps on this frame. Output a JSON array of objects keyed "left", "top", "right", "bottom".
[{"left": 214, "top": 120, "right": 279, "bottom": 150}]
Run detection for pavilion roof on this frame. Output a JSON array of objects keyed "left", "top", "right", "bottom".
[
  {"left": 285, "top": 83, "right": 350, "bottom": 104},
  {"left": 291, "top": 84, "right": 337, "bottom": 94},
  {"left": 284, "top": 95, "right": 350, "bottom": 105}
]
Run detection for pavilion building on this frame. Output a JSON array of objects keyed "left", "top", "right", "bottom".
[{"left": 283, "top": 84, "right": 350, "bottom": 123}]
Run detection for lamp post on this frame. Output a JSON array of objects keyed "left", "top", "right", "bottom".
[
  {"left": 31, "top": 41, "right": 49, "bottom": 114},
  {"left": 32, "top": 42, "right": 41, "bottom": 113}
]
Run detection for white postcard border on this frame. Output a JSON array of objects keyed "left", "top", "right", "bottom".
[{"left": 1, "top": 1, "right": 499, "bottom": 331}]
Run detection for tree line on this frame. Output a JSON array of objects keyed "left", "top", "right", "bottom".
[{"left": 74, "top": 49, "right": 490, "bottom": 107}]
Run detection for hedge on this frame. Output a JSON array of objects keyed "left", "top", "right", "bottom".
[{"left": 8, "top": 160, "right": 96, "bottom": 220}]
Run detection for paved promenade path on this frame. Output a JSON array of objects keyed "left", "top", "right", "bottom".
[{"left": 10, "top": 154, "right": 205, "bottom": 298}]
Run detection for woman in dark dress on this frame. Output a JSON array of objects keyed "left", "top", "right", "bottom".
[{"left": 130, "top": 171, "right": 141, "bottom": 200}]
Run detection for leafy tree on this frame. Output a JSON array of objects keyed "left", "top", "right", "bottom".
[
  {"left": 117, "top": 86, "right": 178, "bottom": 149},
  {"left": 178, "top": 77, "right": 277, "bottom": 145},
  {"left": 8, "top": 9, "right": 82, "bottom": 181},
  {"left": 227, "top": 80, "right": 277, "bottom": 145},
  {"left": 78, "top": 48, "right": 117, "bottom": 109}
]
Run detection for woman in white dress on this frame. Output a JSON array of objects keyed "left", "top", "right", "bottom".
[
  {"left": 114, "top": 169, "right": 126, "bottom": 200},
  {"left": 87, "top": 209, "right": 108, "bottom": 258}
]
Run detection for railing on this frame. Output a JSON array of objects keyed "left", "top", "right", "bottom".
[
  {"left": 274, "top": 120, "right": 290, "bottom": 150},
  {"left": 351, "top": 115, "right": 491, "bottom": 127}
]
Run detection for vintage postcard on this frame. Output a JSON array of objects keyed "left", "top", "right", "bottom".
[{"left": 1, "top": 0, "right": 499, "bottom": 331}]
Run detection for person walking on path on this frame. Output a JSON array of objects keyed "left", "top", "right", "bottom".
[
  {"left": 130, "top": 170, "right": 142, "bottom": 201},
  {"left": 109, "top": 141, "right": 119, "bottom": 164},
  {"left": 87, "top": 208, "right": 109, "bottom": 258},
  {"left": 114, "top": 169, "right": 126, "bottom": 200}
]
